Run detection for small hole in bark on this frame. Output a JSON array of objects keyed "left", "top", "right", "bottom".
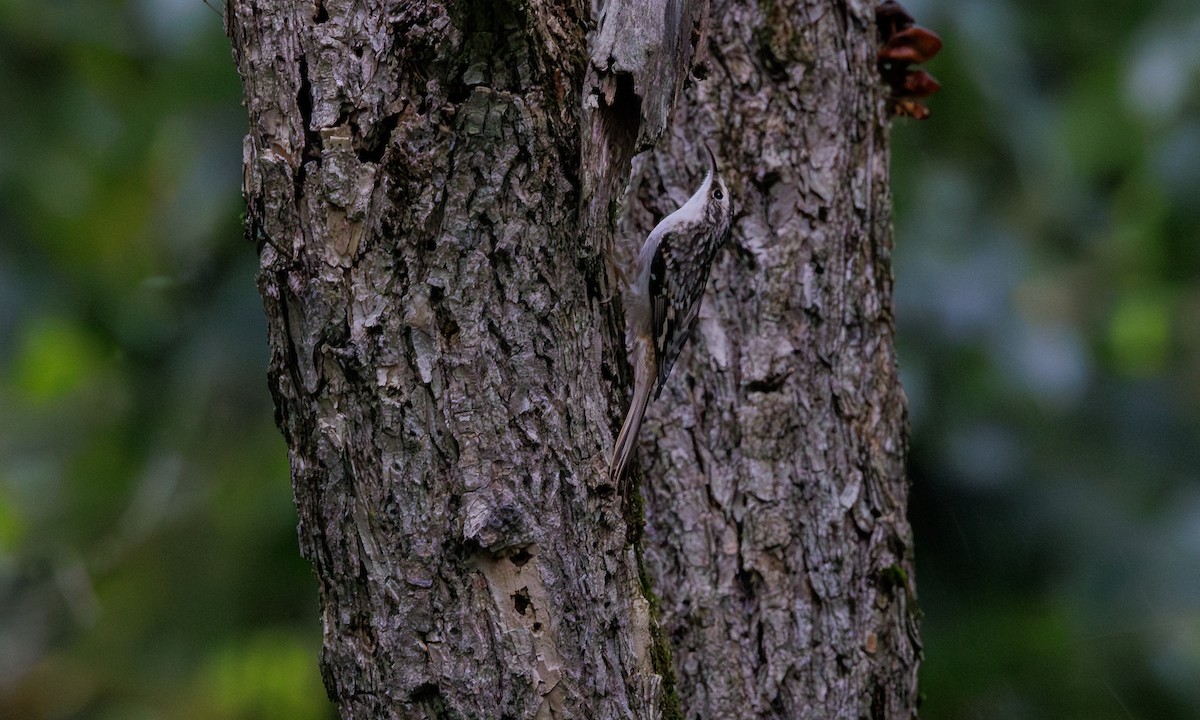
[
  {"left": 447, "top": 83, "right": 471, "bottom": 104},
  {"left": 354, "top": 112, "right": 400, "bottom": 165},
  {"left": 513, "top": 587, "right": 531, "bottom": 615},
  {"left": 737, "top": 567, "right": 761, "bottom": 601},
  {"left": 532, "top": 622, "right": 543, "bottom": 632},
  {"left": 510, "top": 547, "right": 533, "bottom": 567},
  {"left": 314, "top": 0, "right": 328, "bottom": 23},
  {"left": 746, "top": 372, "right": 789, "bottom": 394},
  {"left": 753, "top": 170, "right": 781, "bottom": 190},
  {"left": 410, "top": 682, "right": 440, "bottom": 703},
  {"left": 596, "top": 71, "right": 640, "bottom": 161}
]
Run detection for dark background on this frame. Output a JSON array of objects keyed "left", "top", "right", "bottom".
[{"left": 1, "top": 1, "right": 1196, "bottom": 718}]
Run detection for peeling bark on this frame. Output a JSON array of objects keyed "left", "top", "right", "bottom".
[{"left": 228, "top": 0, "right": 917, "bottom": 718}]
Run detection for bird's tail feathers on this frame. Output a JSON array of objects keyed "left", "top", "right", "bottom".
[{"left": 610, "top": 342, "right": 655, "bottom": 483}]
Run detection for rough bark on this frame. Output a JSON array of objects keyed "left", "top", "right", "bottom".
[
  {"left": 629, "top": 1, "right": 921, "bottom": 717},
  {"left": 228, "top": 0, "right": 918, "bottom": 718}
]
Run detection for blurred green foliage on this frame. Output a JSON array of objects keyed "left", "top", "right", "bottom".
[
  {"left": 1, "top": 0, "right": 1197, "bottom": 719},
  {"left": 894, "top": 0, "right": 1200, "bottom": 717},
  {"left": 0, "top": 1, "right": 331, "bottom": 718}
]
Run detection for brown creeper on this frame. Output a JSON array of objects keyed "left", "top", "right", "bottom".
[{"left": 610, "top": 144, "right": 733, "bottom": 482}]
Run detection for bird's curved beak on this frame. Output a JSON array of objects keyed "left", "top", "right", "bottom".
[{"left": 703, "top": 143, "right": 718, "bottom": 176}]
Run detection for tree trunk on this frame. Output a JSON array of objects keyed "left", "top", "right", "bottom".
[
  {"left": 227, "top": 0, "right": 918, "bottom": 717},
  {"left": 632, "top": 1, "right": 921, "bottom": 717}
]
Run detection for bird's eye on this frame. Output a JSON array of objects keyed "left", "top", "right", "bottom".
[{"left": 714, "top": 188, "right": 724, "bottom": 200}]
